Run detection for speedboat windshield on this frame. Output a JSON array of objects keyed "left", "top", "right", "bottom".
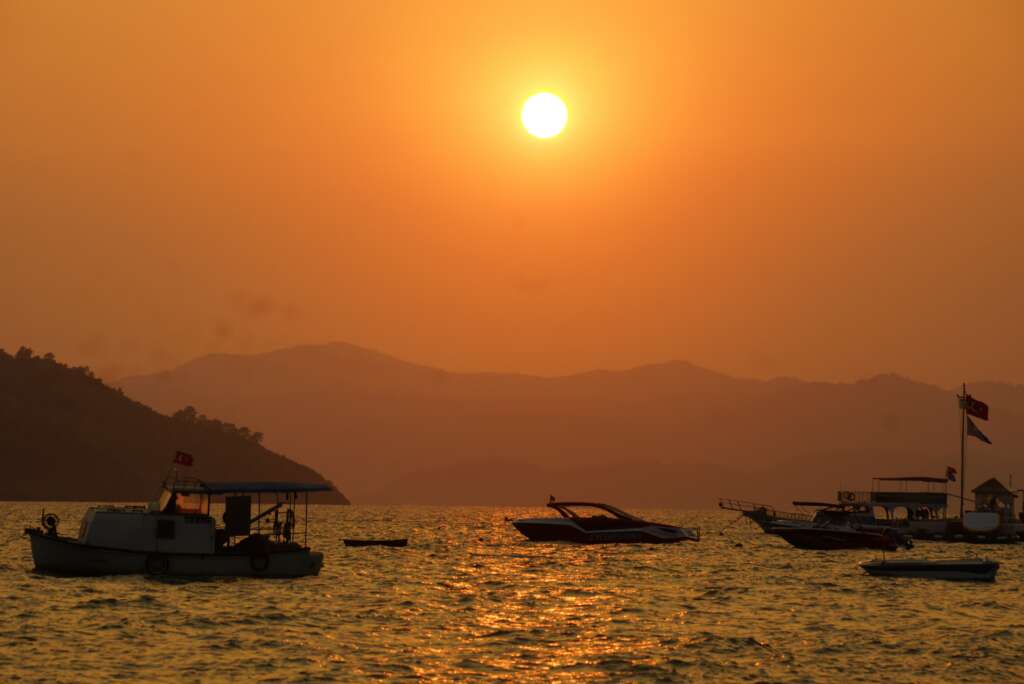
[{"left": 549, "top": 502, "right": 644, "bottom": 522}]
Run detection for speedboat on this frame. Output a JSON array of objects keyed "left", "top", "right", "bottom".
[
  {"left": 860, "top": 558, "right": 999, "bottom": 581},
  {"left": 771, "top": 524, "right": 912, "bottom": 551},
  {"left": 512, "top": 499, "right": 699, "bottom": 544},
  {"left": 25, "top": 477, "right": 331, "bottom": 577}
]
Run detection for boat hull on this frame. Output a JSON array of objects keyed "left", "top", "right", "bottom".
[
  {"left": 860, "top": 559, "right": 999, "bottom": 581},
  {"left": 771, "top": 526, "right": 903, "bottom": 551},
  {"left": 27, "top": 530, "right": 323, "bottom": 577},
  {"left": 513, "top": 519, "right": 698, "bottom": 544}
]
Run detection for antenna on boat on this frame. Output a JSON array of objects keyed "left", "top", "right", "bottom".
[{"left": 959, "top": 382, "right": 966, "bottom": 519}]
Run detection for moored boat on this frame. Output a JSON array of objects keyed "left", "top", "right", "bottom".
[
  {"left": 720, "top": 498, "right": 911, "bottom": 550},
  {"left": 838, "top": 388, "right": 1024, "bottom": 543},
  {"left": 344, "top": 538, "right": 408, "bottom": 547},
  {"left": 25, "top": 477, "right": 331, "bottom": 577},
  {"left": 837, "top": 476, "right": 1024, "bottom": 543},
  {"left": 860, "top": 558, "right": 999, "bottom": 581},
  {"left": 512, "top": 498, "right": 699, "bottom": 544},
  {"left": 719, "top": 499, "right": 878, "bottom": 534}
]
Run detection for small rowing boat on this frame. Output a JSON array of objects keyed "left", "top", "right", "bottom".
[
  {"left": 343, "top": 538, "right": 408, "bottom": 547},
  {"left": 860, "top": 557, "right": 998, "bottom": 581}
]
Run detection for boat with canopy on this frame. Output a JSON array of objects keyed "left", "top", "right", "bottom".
[{"left": 25, "top": 477, "right": 331, "bottom": 577}]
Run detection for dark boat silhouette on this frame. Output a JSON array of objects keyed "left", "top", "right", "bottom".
[
  {"left": 764, "top": 501, "right": 913, "bottom": 550},
  {"left": 771, "top": 524, "right": 910, "bottom": 551},
  {"left": 860, "top": 557, "right": 998, "bottom": 581},
  {"left": 343, "top": 538, "right": 408, "bottom": 547},
  {"left": 721, "top": 499, "right": 913, "bottom": 550},
  {"left": 512, "top": 499, "right": 699, "bottom": 544}
]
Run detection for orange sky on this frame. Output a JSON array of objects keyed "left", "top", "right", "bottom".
[{"left": 2, "top": 2, "right": 1022, "bottom": 384}]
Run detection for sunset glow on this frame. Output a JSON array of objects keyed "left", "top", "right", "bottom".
[{"left": 3, "top": 3, "right": 1024, "bottom": 679}]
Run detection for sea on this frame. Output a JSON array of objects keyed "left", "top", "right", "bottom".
[{"left": 1, "top": 504, "right": 1021, "bottom": 682}]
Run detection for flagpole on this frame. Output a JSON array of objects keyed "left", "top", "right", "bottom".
[{"left": 959, "top": 382, "right": 966, "bottom": 519}]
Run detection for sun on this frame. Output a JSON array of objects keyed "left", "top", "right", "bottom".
[{"left": 521, "top": 93, "right": 568, "bottom": 139}]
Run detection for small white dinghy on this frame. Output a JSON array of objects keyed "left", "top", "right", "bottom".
[{"left": 860, "top": 557, "right": 999, "bottom": 582}]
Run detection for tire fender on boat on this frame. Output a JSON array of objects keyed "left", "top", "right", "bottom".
[
  {"left": 146, "top": 554, "right": 170, "bottom": 575},
  {"left": 250, "top": 553, "right": 271, "bottom": 573}
]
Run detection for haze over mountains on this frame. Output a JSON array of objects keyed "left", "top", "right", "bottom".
[
  {"left": 1, "top": 348, "right": 347, "bottom": 503},
  {"left": 119, "top": 343, "right": 1024, "bottom": 508}
]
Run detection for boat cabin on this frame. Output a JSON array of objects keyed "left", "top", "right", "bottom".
[
  {"left": 838, "top": 476, "right": 950, "bottom": 521},
  {"left": 973, "top": 478, "right": 1017, "bottom": 521},
  {"left": 792, "top": 501, "right": 875, "bottom": 527},
  {"left": 76, "top": 480, "right": 332, "bottom": 555},
  {"left": 78, "top": 505, "right": 216, "bottom": 554}
]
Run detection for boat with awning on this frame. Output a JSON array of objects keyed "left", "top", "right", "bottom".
[{"left": 25, "top": 474, "right": 332, "bottom": 577}]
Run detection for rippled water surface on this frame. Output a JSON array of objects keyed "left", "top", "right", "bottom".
[{"left": 2, "top": 504, "right": 1022, "bottom": 682}]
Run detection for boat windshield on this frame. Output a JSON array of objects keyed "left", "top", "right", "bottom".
[
  {"left": 175, "top": 492, "right": 209, "bottom": 515},
  {"left": 550, "top": 502, "right": 644, "bottom": 522},
  {"left": 156, "top": 488, "right": 210, "bottom": 515}
]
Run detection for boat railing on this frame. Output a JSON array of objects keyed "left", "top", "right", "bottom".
[
  {"left": 717, "top": 499, "right": 813, "bottom": 522},
  {"left": 91, "top": 504, "right": 148, "bottom": 513},
  {"left": 837, "top": 490, "right": 872, "bottom": 504}
]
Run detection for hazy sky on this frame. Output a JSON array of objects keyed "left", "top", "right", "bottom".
[{"left": 2, "top": 2, "right": 1022, "bottom": 384}]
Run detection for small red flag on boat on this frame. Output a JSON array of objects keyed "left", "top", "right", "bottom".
[
  {"left": 174, "top": 450, "right": 194, "bottom": 467},
  {"left": 946, "top": 466, "right": 957, "bottom": 482},
  {"left": 962, "top": 395, "right": 989, "bottom": 421}
]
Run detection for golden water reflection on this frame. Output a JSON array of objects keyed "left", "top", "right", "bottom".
[{"left": 2, "top": 504, "right": 1021, "bottom": 681}]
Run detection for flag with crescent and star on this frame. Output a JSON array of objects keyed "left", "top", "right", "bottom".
[{"left": 961, "top": 394, "right": 989, "bottom": 421}]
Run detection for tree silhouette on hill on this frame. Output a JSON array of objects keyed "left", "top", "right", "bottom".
[{"left": 0, "top": 347, "right": 345, "bottom": 502}]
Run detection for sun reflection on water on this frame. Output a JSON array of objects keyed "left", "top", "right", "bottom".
[{"left": 1, "top": 505, "right": 1020, "bottom": 681}]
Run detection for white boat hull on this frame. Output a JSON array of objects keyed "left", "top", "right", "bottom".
[{"left": 27, "top": 530, "right": 323, "bottom": 578}]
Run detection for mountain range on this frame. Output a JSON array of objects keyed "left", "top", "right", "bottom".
[
  {"left": 118, "top": 342, "right": 1024, "bottom": 507},
  {"left": 1, "top": 347, "right": 347, "bottom": 503}
]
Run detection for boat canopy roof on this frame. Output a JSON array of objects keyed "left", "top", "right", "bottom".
[
  {"left": 548, "top": 501, "right": 643, "bottom": 522},
  {"left": 874, "top": 476, "right": 948, "bottom": 483},
  {"left": 169, "top": 481, "right": 333, "bottom": 494}
]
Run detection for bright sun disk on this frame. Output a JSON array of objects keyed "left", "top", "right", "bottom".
[{"left": 521, "top": 93, "right": 568, "bottom": 138}]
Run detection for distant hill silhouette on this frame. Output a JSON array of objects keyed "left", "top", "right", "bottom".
[
  {"left": 1, "top": 347, "right": 347, "bottom": 503},
  {"left": 118, "top": 343, "right": 1024, "bottom": 507}
]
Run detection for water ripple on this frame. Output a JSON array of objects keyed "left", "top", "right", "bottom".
[{"left": 1, "top": 504, "right": 1021, "bottom": 681}]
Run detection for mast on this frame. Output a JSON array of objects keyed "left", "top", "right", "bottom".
[{"left": 959, "top": 382, "right": 966, "bottom": 519}]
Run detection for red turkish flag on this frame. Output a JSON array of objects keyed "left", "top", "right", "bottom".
[
  {"left": 173, "top": 450, "right": 194, "bottom": 467},
  {"left": 964, "top": 395, "right": 989, "bottom": 421}
]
